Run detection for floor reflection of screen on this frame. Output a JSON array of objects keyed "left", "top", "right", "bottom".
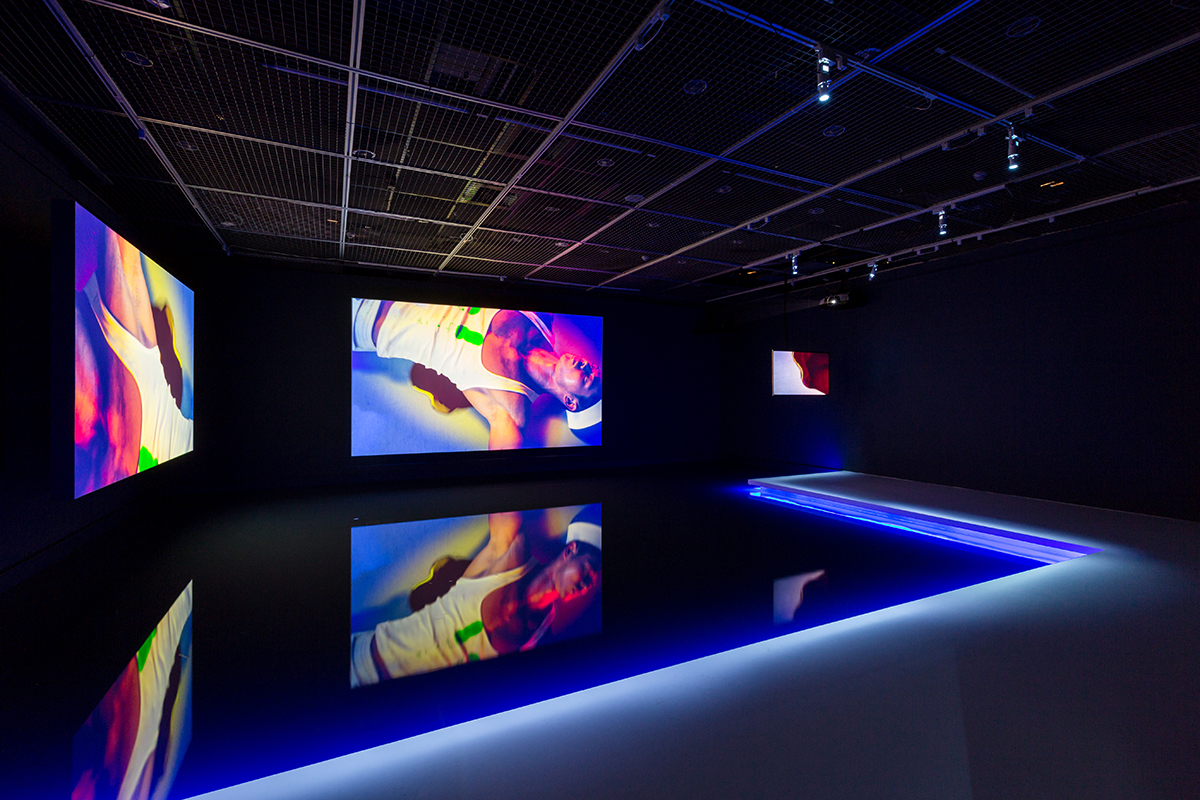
[
  {"left": 74, "top": 204, "right": 195, "bottom": 497},
  {"left": 351, "top": 300, "right": 602, "bottom": 454},
  {"left": 773, "top": 350, "right": 829, "bottom": 395},
  {"left": 72, "top": 582, "right": 193, "bottom": 800},
  {"left": 350, "top": 505, "right": 602, "bottom": 687}
]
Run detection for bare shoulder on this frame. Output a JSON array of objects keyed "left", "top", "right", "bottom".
[{"left": 464, "top": 387, "right": 528, "bottom": 427}]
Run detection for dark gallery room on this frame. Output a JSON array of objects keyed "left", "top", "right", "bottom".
[{"left": 1, "top": 1, "right": 1198, "bottom": 798}]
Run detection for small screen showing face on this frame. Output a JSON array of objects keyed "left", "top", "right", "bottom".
[
  {"left": 71, "top": 582, "right": 193, "bottom": 800},
  {"left": 350, "top": 505, "right": 602, "bottom": 687},
  {"left": 351, "top": 300, "right": 602, "bottom": 454},
  {"left": 773, "top": 351, "right": 829, "bottom": 395},
  {"left": 74, "top": 204, "right": 194, "bottom": 497}
]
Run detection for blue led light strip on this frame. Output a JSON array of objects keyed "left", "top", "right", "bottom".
[{"left": 748, "top": 483, "right": 1100, "bottom": 564}]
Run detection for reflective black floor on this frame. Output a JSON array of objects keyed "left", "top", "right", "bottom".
[{"left": 0, "top": 464, "right": 1043, "bottom": 798}]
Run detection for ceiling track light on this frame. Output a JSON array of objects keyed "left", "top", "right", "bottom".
[
  {"left": 935, "top": 207, "right": 948, "bottom": 236},
  {"left": 789, "top": 253, "right": 800, "bottom": 277},
  {"left": 816, "top": 45, "right": 833, "bottom": 103},
  {"left": 868, "top": 262, "right": 878, "bottom": 280},
  {"left": 1006, "top": 127, "right": 1021, "bottom": 171}
]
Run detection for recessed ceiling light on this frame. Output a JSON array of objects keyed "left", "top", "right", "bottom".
[
  {"left": 974, "top": 170, "right": 988, "bottom": 181},
  {"left": 808, "top": 207, "right": 824, "bottom": 214},
  {"left": 683, "top": 79, "right": 708, "bottom": 95},
  {"left": 647, "top": 221, "right": 660, "bottom": 228},
  {"left": 624, "top": 194, "right": 644, "bottom": 203},
  {"left": 352, "top": 149, "right": 375, "bottom": 159},
  {"left": 716, "top": 185, "right": 732, "bottom": 194},
  {"left": 218, "top": 220, "right": 239, "bottom": 228},
  {"left": 554, "top": 241, "right": 571, "bottom": 247},
  {"left": 144, "top": 0, "right": 171, "bottom": 8},
  {"left": 1006, "top": 16, "right": 1040, "bottom": 37},
  {"left": 823, "top": 125, "right": 845, "bottom": 137},
  {"left": 544, "top": 206, "right": 561, "bottom": 212},
  {"left": 596, "top": 158, "right": 614, "bottom": 167},
  {"left": 176, "top": 141, "right": 198, "bottom": 151},
  {"left": 121, "top": 51, "right": 153, "bottom": 67},
  {"left": 730, "top": 239, "right": 743, "bottom": 244}
]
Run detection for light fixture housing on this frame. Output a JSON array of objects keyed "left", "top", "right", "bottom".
[
  {"left": 1007, "top": 128, "right": 1020, "bottom": 170},
  {"left": 816, "top": 46, "right": 833, "bottom": 102}
]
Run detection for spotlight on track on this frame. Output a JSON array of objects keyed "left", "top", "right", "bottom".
[
  {"left": 819, "top": 292, "right": 850, "bottom": 308},
  {"left": 789, "top": 253, "right": 800, "bottom": 277},
  {"left": 816, "top": 45, "right": 833, "bottom": 102},
  {"left": 1006, "top": 127, "right": 1020, "bottom": 170},
  {"left": 936, "top": 208, "right": 948, "bottom": 236},
  {"left": 868, "top": 262, "right": 878, "bottom": 280}
]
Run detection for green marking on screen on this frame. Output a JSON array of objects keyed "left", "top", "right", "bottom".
[
  {"left": 455, "top": 325, "right": 484, "bottom": 346},
  {"left": 138, "top": 446, "right": 159, "bottom": 473},
  {"left": 455, "top": 621, "right": 484, "bottom": 644},
  {"left": 467, "top": 307, "right": 480, "bottom": 315},
  {"left": 136, "top": 629, "right": 157, "bottom": 672},
  {"left": 467, "top": 653, "right": 480, "bottom": 662}
]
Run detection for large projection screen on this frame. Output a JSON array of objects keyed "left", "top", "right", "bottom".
[
  {"left": 352, "top": 300, "right": 602, "bottom": 454},
  {"left": 74, "top": 204, "right": 194, "bottom": 497}
]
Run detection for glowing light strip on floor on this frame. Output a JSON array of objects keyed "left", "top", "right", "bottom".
[{"left": 748, "top": 483, "right": 1100, "bottom": 564}]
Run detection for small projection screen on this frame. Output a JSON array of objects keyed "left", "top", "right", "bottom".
[
  {"left": 72, "top": 582, "right": 193, "bottom": 800},
  {"left": 352, "top": 300, "right": 602, "bottom": 454},
  {"left": 350, "top": 505, "right": 602, "bottom": 687},
  {"left": 772, "top": 350, "right": 829, "bottom": 396},
  {"left": 74, "top": 204, "right": 194, "bottom": 497}
]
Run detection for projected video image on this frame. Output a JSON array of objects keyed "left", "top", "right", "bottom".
[
  {"left": 773, "top": 351, "right": 829, "bottom": 396},
  {"left": 352, "top": 300, "right": 601, "bottom": 454},
  {"left": 351, "top": 505, "right": 602, "bottom": 687},
  {"left": 72, "top": 582, "right": 193, "bottom": 800},
  {"left": 74, "top": 204, "right": 194, "bottom": 497}
]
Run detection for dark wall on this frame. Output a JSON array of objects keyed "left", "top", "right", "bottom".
[
  {"left": 0, "top": 105, "right": 715, "bottom": 579},
  {"left": 721, "top": 205, "right": 1200, "bottom": 521}
]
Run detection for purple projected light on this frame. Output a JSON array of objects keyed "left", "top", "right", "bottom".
[{"left": 749, "top": 476, "right": 1101, "bottom": 564}]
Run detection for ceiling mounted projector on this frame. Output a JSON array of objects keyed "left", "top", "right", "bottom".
[{"left": 819, "top": 292, "right": 851, "bottom": 308}]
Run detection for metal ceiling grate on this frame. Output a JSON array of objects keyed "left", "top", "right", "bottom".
[
  {"left": 348, "top": 159, "right": 487, "bottom": 224},
  {"left": 481, "top": 191, "right": 626, "bottom": 240},
  {"left": 68, "top": 1, "right": 349, "bottom": 151},
  {"left": 551, "top": 243, "right": 688, "bottom": 273},
  {"left": 643, "top": 161, "right": 815, "bottom": 226},
  {"left": 343, "top": 244, "right": 445, "bottom": 271},
  {"left": 194, "top": 188, "right": 339, "bottom": 239},
  {"left": 590, "top": 209, "right": 733, "bottom": 252},
  {"left": 39, "top": 103, "right": 171, "bottom": 180},
  {"left": 0, "top": 2, "right": 119, "bottom": 111},
  {"left": 1102, "top": 126, "right": 1200, "bottom": 186},
  {"left": 143, "top": 121, "right": 344, "bottom": 203},
  {"left": 457, "top": 228, "right": 580, "bottom": 264},
  {"left": 515, "top": 125, "right": 709, "bottom": 204},
  {"left": 223, "top": 230, "right": 341, "bottom": 258},
  {"left": 85, "top": 0, "right": 358, "bottom": 64},
  {"left": 441, "top": 257, "right": 531, "bottom": 279},
  {"left": 344, "top": 210, "right": 466, "bottom": 252},
  {"left": 524, "top": 266, "right": 613, "bottom": 287},
  {"left": 358, "top": 0, "right": 649, "bottom": 117},
  {"left": 574, "top": 0, "right": 828, "bottom": 154},
  {"left": 354, "top": 77, "right": 549, "bottom": 183}
]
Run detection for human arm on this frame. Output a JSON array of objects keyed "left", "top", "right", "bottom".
[
  {"left": 462, "top": 511, "right": 526, "bottom": 578},
  {"left": 462, "top": 387, "right": 527, "bottom": 450}
]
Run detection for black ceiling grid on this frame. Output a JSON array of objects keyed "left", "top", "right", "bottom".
[
  {"left": 456, "top": 228, "right": 584, "bottom": 265},
  {"left": 573, "top": 0, "right": 825, "bottom": 155},
  {"left": 194, "top": 189, "right": 340, "bottom": 240},
  {"left": 68, "top": 1, "right": 350, "bottom": 152},
  {"left": 550, "top": 244, "right": 675, "bottom": 274},
  {"left": 353, "top": 77, "right": 549, "bottom": 184},
  {"left": 523, "top": 266, "right": 615, "bottom": 287},
  {"left": 1021, "top": 43, "right": 1200, "bottom": 164},
  {"left": 220, "top": 230, "right": 341, "bottom": 259},
  {"left": 759, "top": 190, "right": 901, "bottom": 241},
  {"left": 343, "top": 244, "right": 445, "bottom": 271},
  {"left": 0, "top": 3, "right": 119, "bottom": 111},
  {"left": 144, "top": 121, "right": 344, "bottom": 204},
  {"left": 880, "top": 1, "right": 1200, "bottom": 102},
  {"left": 724, "top": 77, "right": 982, "bottom": 188},
  {"left": 589, "top": 209, "right": 742, "bottom": 253},
  {"left": 347, "top": 159, "right": 487, "bottom": 224},
  {"left": 441, "top": 256, "right": 538, "bottom": 280},
  {"left": 685, "top": 227, "right": 826, "bottom": 268},
  {"left": 344, "top": 210, "right": 466, "bottom": 252},
  {"left": 358, "top": 0, "right": 649, "bottom": 118},
  {"left": 515, "top": 125, "right": 708, "bottom": 206},
  {"left": 39, "top": 103, "right": 173, "bottom": 182},
  {"left": 1102, "top": 126, "right": 1200, "bottom": 187},
  {"left": 84, "top": 0, "right": 358, "bottom": 64},
  {"left": 642, "top": 161, "right": 814, "bottom": 227},
  {"left": 479, "top": 191, "right": 628, "bottom": 242}
]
